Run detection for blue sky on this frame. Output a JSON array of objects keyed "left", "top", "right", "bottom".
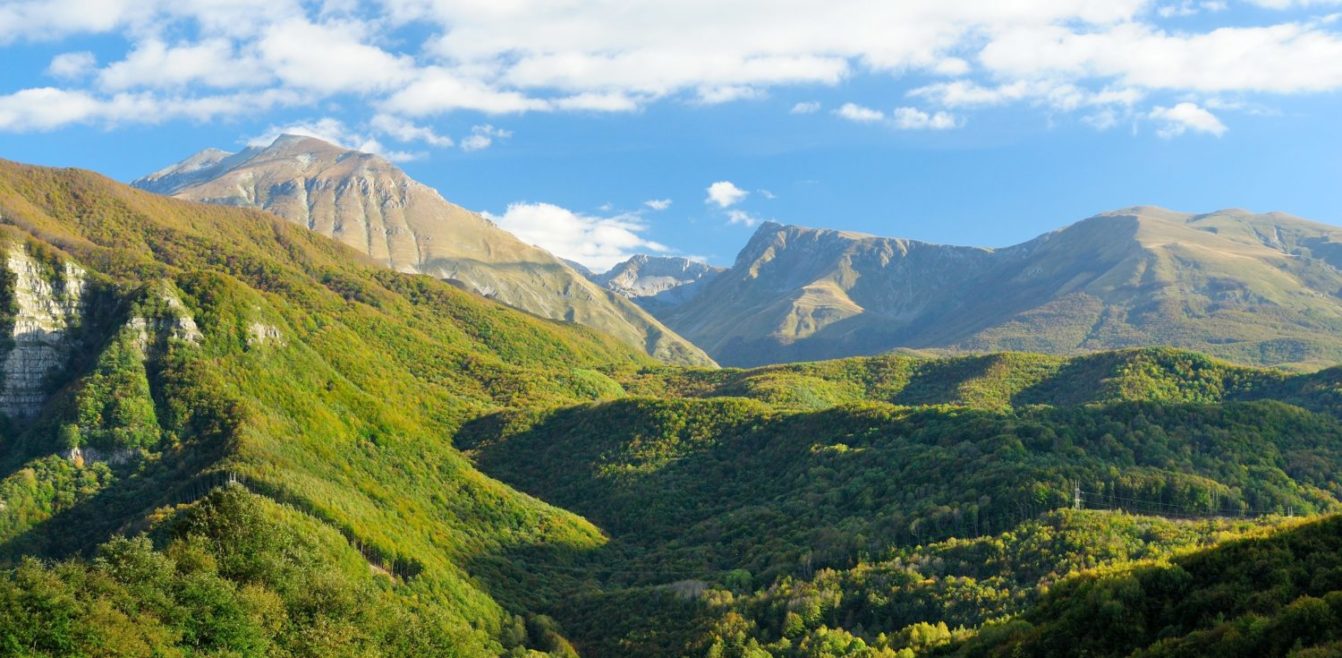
[{"left": 1, "top": 1, "right": 1340, "bottom": 271}]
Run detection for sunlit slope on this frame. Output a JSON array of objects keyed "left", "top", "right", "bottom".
[{"left": 0, "top": 159, "right": 651, "bottom": 655}]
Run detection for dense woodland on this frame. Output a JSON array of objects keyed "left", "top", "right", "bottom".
[{"left": 1, "top": 162, "right": 1341, "bottom": 656}]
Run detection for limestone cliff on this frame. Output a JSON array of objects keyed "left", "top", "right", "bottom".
[{"left": 0, "top": 246, "right": 86, "bottom": 419}]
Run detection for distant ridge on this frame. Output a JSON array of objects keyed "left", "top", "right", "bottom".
[
  {"left": 135, "top": 135, "right": 714, "bottom": 366},
  {"left": 584, "top": 254, "right": 724, "bottom": 311},
  {"left": 658, "top": 207, "right": 1342, "bottom": 369}
]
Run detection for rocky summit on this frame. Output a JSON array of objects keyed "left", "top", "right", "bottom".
[{"left": 135, "top": 135, "right": 713, "bottom": 366}]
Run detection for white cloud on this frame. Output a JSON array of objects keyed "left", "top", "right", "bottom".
[
  {"left": 695, "top": 85, "right": 764, "bottom": 105},
  {"left": 551, "top": 91, "right": 642, "bottom": 112},
  {"left": 644, "top": 199, "right": 672, "bottom": 211},
  {"left": 459, "top": 124, "right": 512, "bottom": 152},
  {"left": 1, "top": 0, "right": 1342, "bottom": 137},
  {"left": 47, "top": 51, "right": 96, "bottom": 79},
  {"left": 706, "top": 181, "right": 749, "bottom": 208},
  {"left": 0, "top": 86, "right": 300, "bottom": 131},
  {"left": 726, "top": 210, "right": 766, "bottom": 226},
  {"left": 0, "top": 88, "right": 101, "bottom": 131},
  {"left": 1247, "top": 0, "right": 1342, "bottom": 8},
  {"left": 835, "top": 102, "right": 885, "bottom": 122},
  {"left": 1149, "top": 102, "right": 1227, "bottom": 137},
  {"left": 484, "top": 202, "right": 668, "bottom": 271},
  {"left": 370, "top": 114, "right": 453, "bottom": 147},
  {"left": 382, "top": 67, "right": 549, "bottom": 116},
  {"left": 980, "top": 22, "right": 1342, "bottom": 94},
  {"left": 257, "top": 19, "right": 416, "bottom": 94},
  {"left": 247, "top": 118, "right": 421, "bottom": 161},
  {"left": 99, "top": 38, "right": 263, "bottom": 90},
  {"left": 910, "top": 80, "right": 1143, "bottom": 111},
  {"left": 891, "top": 107, "right": 961, "bottom": 130}
]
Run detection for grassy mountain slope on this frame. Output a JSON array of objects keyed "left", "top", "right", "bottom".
[
  {"left": 134, "top": 135, "right": 713, "bottom": 366},
  {"left": 661, "top": 208, "right": 1342, "bottom": 369},
  {"left": 0, "top": 159, "right": 658, "bottom": 655}
]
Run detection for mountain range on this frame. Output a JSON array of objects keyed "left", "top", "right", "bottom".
[
  {"left": 134, "top": 137, "right": 1342, "bottom": 373},
  {"left": 2, "top": 154, "right": 1342, "bottom": 656},
  {"left": 133, "top": 135, "right": 713, "bottom": 367},
  {"left": 655, "top": 207, "right": 1342, "bottom": 369}
]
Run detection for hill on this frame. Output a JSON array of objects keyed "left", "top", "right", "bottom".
[
  {"left": 134, "top": 135, "right": 713, "bottom": 366},
  {"left": 950, "top": 513, "right": 1342, "bottom": 658},
  {"left": 0, "top": 158, "right": 656, "bottom": 655},
  {"left": 658, "top": 208, "right": 1342, "bottom": 369},
  {"left": 457, "top": 349, "right": 1342, "bottom": 655}
]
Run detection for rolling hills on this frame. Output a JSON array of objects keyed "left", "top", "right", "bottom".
[
  {"left": 658, "top": 208, "right": 1342, "bottom": 369},
  {"left": 134, "top": 135, "right": 713, "bottom": 367}
]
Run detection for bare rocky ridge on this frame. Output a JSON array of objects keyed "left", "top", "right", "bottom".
[
  {"left": 135, "top": 135, "right": 713, "bottom": 367},
  {"left": 588, "top": 254, "right": 724, "bottom": 310},
  {"left": 661, "top": 207, "right": 1342, "bottom": 369}
]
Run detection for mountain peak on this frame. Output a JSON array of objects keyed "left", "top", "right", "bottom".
[{"left": 134, "top": 140, "right": 715, "bottom": 366}]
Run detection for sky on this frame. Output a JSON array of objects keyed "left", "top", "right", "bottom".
[{"left": 1, "top": 1, "right": 1341, "bottom": 271}]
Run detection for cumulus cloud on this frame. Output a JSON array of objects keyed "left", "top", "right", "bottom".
[
  {"left": 1149, "top": 102, "right": 1228, "bottom": 138},
  {"left": 891, "top": 107, "right": 960, "bottom": 130},
  {"left": 644, "top": 199, "right": 672, "bottom": 211},
  {"left": 706, "top": 181, "right": 749, "bottom": 208},
  {"left": 247, "top": 118, "right": 421, "bottom": 161},
  {"left": 835, "top": 102, "right": 885, "bottom": 122},
  {"left": 99, "top": 38, "right": 263, "bottom": 90},
  {"left": 484, "top": 202, "right": 668, "bottom": 271},
  {"left": 460, "top": 124, "right": 512, "bottom": 152},
  {"left": 370, "top": 114, "right": 453, "bottom": 148},
  {"left": 726, "top": 209, "right": 762, "bottom": 227},
  {"left": 46, "top": 51, "right": 95, "bottom": 79},
  {"left": 1, "top": 0, "right": 1341, "bottom": 137}
]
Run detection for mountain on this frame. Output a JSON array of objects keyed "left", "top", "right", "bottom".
[
  {"left": 134, "top": 135, "right": 713, "bottom": 366},
  {"left": 588, "top": 254, "right": 724, "bottom": 310},
  {"left": 7, "top": 157, "right": 1342, "bottom": 657},
  {"left": 659, "top": 207, "right": 1342, "bottom": 369},
  {"left": 0, "top": 158, "right": 654, "bottom": 655}
]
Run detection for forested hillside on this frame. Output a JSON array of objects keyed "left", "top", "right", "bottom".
[{"left": 0, "top": 159, "right": 651, "bottom": 655}]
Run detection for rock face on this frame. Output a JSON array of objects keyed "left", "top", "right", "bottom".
[
  {"left": 591, "top": 255, "right": 724, "bottom": 310},
  {"left": 135, "top": 136, "right": 713, "bottom": 366},
  {"left": 660, "top": 208, "right": 1342, "bottom": 369},
  {"left": 0, "top": 246, "right": 86, "bottom": 419}
]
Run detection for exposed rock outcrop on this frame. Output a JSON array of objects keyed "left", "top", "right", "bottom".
[{"left": 0, "top": 246, "right": 86, "bottom": 419}]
